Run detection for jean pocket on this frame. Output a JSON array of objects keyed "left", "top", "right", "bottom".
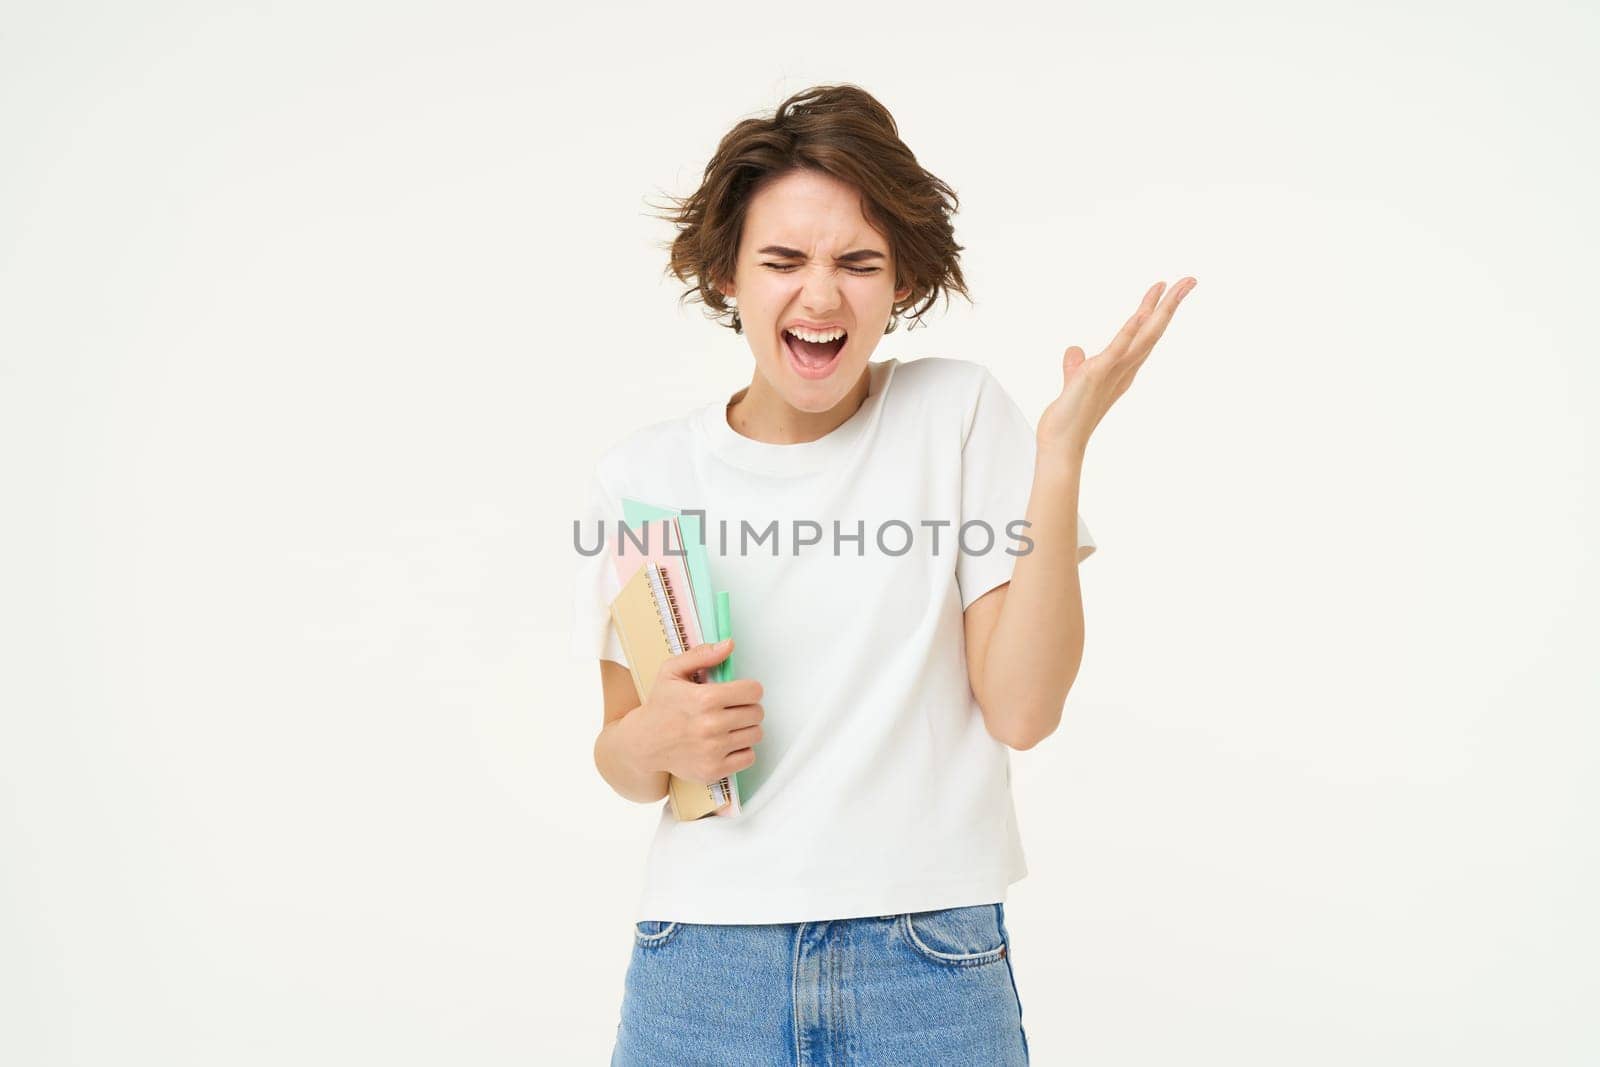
[
  {"left": 900, "top": 904, "right": 1008, "bottom": 967},
  {"left": 632, "top": 920, "right": 682, "bottom": 948}
]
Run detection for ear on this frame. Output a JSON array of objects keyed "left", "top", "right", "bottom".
[
  {"left": 894, "top": 283, "right": 912, "bottom": 302},
  {"left": 718, "top": 277, "right": 737, "bottom": 300}
]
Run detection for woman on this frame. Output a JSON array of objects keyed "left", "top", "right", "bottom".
[{"left": 574, "top": 83, "right": 1195, "bottom": 1065}]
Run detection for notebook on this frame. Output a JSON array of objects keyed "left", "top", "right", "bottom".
[
  {"left": 610, "top": 516, "right": 742, "bottom": 820},
  {"left": 621, "top": 499, "right": 723, "bottom": 679}
]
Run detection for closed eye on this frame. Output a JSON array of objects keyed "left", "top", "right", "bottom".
[{"left": 762, "top": 263, "right": 880, "bottom": 276}]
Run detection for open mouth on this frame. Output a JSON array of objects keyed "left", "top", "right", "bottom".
[{"left": 781, "top": 328, "right": 848, "bottom": 377}]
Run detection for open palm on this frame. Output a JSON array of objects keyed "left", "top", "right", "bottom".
[{"left": 1037, "top": 277, "right": 1197, "bottom": 455}]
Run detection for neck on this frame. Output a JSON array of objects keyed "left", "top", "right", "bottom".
[{"left": 726, "top": 363, "right": 873, "bottom": 445}]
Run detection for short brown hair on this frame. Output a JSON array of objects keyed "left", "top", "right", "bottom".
[{"left": 648, "top": 84, "right": 970, "bottom": 335}]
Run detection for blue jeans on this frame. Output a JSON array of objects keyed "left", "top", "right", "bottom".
[{"left": 611, "top": 903, "right": 1030, "bottom": 1065}]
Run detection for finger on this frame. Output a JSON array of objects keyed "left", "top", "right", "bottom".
[
  {"left": 722, "top": 702, "right": 763, "bottom": 730},
  {"left": 1125, "top": 277, "right": 1197, "bottom": 368},
  {"left": 1102, "top": 283, "right": 1164, "bottom": 362},
  {"left": 665, "top": 637, "right": 734, "bottom": 679},
  {"left": 725, "top": 722, "right": 762, "bottom": 747},
  {"left": 719, "top": 748, "right": 757, "bottom": 776},
  {"left": 704, "top": 676, "right": 763, "bottom": 709}
]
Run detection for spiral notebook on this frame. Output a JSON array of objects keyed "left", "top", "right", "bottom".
[{"left": 609, "top": 517, "right": 741, "bottom": 821}]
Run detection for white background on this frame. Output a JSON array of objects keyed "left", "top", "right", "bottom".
[{"left": 3, "top": 1, "right": 1596, "bottom": 1063}]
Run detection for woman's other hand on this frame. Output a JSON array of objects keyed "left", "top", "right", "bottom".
[{"left": 1036, "top": 277, "right": 1197, "bottom": 460}]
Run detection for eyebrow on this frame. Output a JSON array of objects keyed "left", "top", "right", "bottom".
[{"left": 756, "top": 245, "right": 886, "bottom": 263}]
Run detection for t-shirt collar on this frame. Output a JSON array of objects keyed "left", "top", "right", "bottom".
[{"left": 694, "top": 358, "right": 899, "bottom": 477}]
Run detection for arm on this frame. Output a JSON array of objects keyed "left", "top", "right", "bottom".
[
  {"left": 593, "top": 660, "right": 669, "bottom": 803},
  {"left": 965, "top": 449, "right": 1087, "bottom": 750},
  {"left": 967, "top": 275, "right": 1197, "bottom": 750}
]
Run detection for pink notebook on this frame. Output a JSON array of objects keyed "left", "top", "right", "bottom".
[{"left": 611, "top": 517, "right": 704, "bottom": 650}]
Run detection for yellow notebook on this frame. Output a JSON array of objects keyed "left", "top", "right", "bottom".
[{"left": 609, "top": 560, "right": 731, "bottom": 820}]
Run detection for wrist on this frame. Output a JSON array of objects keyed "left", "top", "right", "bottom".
[
  {"left": 615, "top": 703, "right": 663, "bottom": 777},
  {"left": 1034, "top": 438, "right": 1087, "bottom": 478}
]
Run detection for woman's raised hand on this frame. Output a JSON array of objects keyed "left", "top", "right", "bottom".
[
  {"left": 1036, "top": 277, "right": 1197, "bottom": 459},
  {"left": 633, "top": 639, "right": 764, "bottom": 785}
]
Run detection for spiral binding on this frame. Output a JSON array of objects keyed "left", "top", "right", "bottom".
[
  {"left": 644, "top": 563, "right": 685, "bottom": 655},
  {"left": 644, "top": 559, "right": 732, "bottom": 809}
]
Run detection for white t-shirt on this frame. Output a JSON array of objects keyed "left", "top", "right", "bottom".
[{"left": 570, "top": 356, "right": 1096, "bottom": 924}]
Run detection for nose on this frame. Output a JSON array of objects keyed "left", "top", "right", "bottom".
[{"left": 798, "top": 263, "right": 842, "bottom": 316}]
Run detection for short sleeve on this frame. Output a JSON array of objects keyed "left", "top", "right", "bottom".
[
  {"left": 955, "top": 368, "right": 1097, "bottom": 613},
  {"left": 570, "top": 468, "right": 629, "bottom": 665}
]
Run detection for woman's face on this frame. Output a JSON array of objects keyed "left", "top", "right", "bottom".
[{"left": 721, "top": 168, "right": 913, "bottom": 414}]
